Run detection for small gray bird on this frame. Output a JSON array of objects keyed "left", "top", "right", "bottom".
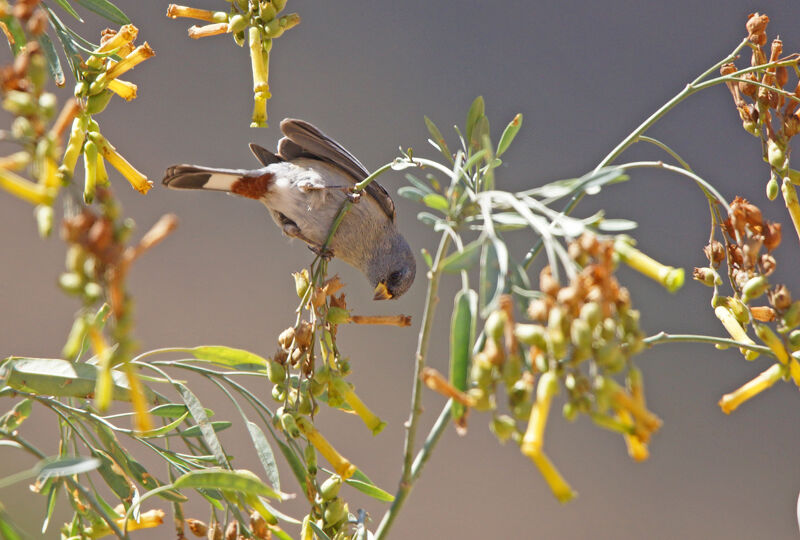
[{"left": 162, "top": 118, "right": 416, "bottom": 300}]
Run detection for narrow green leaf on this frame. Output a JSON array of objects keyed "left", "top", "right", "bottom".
[
  {"left": 0, "top": 357, "right": 158, "bottom": 404},
  {"left": 260, "top": 500, "right": 302, "bottom": 524},
  {"left": 178, "top": 384, "right": 228, "bottom": 467},
  {"left": 450, "top": 289, "right": 478, "bottom": 422},
  {"left": 480, "top": 239, "right": 509, "bottom": 316},
  {"left": 41, "top": 482, "right": 59, "bottom": 533},
  {"left": 424, "top": 116, "right": 453, "bottom": 163},
  {"left": 172, "top": 469, "right": 283, "bottom": 500},
  {"left": 93, "top": 450, "right": 134, "bottom": 500},
  {"left": 274, "top": 439, "right": 308, "bottom": 494},
  {"left": 422, "top": 193, "right": 449, "bottom": 213},
  {"left": 270, "top": 526, "right": 295, "bottom": 540},
  {"left": 404, "top": 173, "right": 435, "bottom": 195},
  {"left": 179, "top": 420, "right": 231, "bottom": 438},
  {"left": 0, "top": 505, "right": 23, "bottom": 540},
  {"left": 496, "top": 113, "right": 523, "bottom": 157},
  {"left": 94, "top": 423, "right": 158, "bottom": 490},
  {"left": 139, "top": 412, "right": 189, "bottom": 438},
  {"left": 397, "top": 186, "right": 426, "bottom": 202},
  {"left": 421, "top": 248, "right": 433, "bottom": 269},
  {"left": 189, "top": 346, "right": 268, "bottom": 369},
  {"left": 36, "top": 33, "right": 65, "bottom": 86},
  {"left": 308, "top": 520, "right": 333, "bottom": 540},
  {"left": 52, "top": 0, "right": 84, "bottom": 22},
  {"left": 150, "top": 403, "right": 214, "bottom": 418},
  {"left": 38, "top": 456, "right": 100, "bottom": 481},
  {"left": 440, "top": 239, "right": 483, "bottom": 273},
  {"left": 246, "top": 421, "right": 281, "bottom": 492},
  {"left": 417, "top": 211, "right": 443, "bottom": 227},
  {"left": 597, "top": 218, "right": 638, "bottom": 232},
  {"left": 344, "top": 478, "right": 395, "bottom": 502},
  {"left": 42, "top": 6, "right": 83, "bottom": 78},
  {"left": 471, "top": 115, "right": 490, "bottom": 151},
  {"left": 465, "top": 96, "right": 485, "bottom": 144},
  {"left": 72, "top": 0, "right": 130, "bottom": 25}
]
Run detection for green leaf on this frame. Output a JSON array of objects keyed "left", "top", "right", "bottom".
[
  {"left": 42, "top": 6, "right": 83, "bottom": 79},
  {"left": 496, "top": 113, "right": 523, "bottom": 157},
  {"left": 274, "top": 439, "right": 308, "bottom": 494},
  {"left": 179, "top": 420, "right": 231, "bottom": 438},
  {"left": 417, "top": 211, "right": 443, "bottom": 227},
  {"left": 308, "top": 520, "right": 333, "bottom": 540},
  {"left": 397, "top": 186, "right": 426, "bottom": 202},
  {"left": 0, "top": 16, "right": 26, "bottom": 55},
  {"left": 465, "top": 96, "right": 485, "bottom": 145},
  {"left": 0, "top": 505, "right": 24, "bottom": 540},
  {"left": 189, "top": 346, "right": 268, "bottom": 369},
  {"left": 440, "top": 239, "right": 483, "bottom": 273},
  {"left": 37, "top": 33, "right": 65, "bottom": 86},
  {"left": 150, "top": 403, "right": 214, "bottom": 418},
  {"left": 424, "top": 116, "right": 453, "bottom": 163},
  {"left": 0, "top": 357, "right": 158, "bottom": 404},
  {"left": 422, "top": 193, "right": 449, "bottom": 213},
  {"left": 41, "top": 482, "right": 59, "bottom": 533},
  {"left": 52, "top": 0, "right": 84, "bottom": 21},
  {"left": 345, "top": 477, "right": 394, "bottom": 502},
  {"left": 178, "top": 384, "right": 229, "bottom": 467},
  {"left": 246, "top": 421, "right": 281, "bottom": 492},
  {"left": 93, "top": 450, "right": 134, "bottom": 500},
  {"left": 72, "top": 0, "right": 130, "bottom": 25},
  {"left": 421, "top": 248, "right": 433, "bottom": 269},
  {"left": 38, "top": 456, "right": 100, "bottom": 480},
  {"left": 404, "top": 173, "right": 435, "bottom": 195},
  {"left": 270, "top": 527, "right": 295, "bottom": 540},
  {"left": 450, "top": 289, "right": 477, "bottom": 422},
  {"left": 471, "top": 115, "right": 490, "bottom": 152},
  {"left": 480, "top": 239, "right": 509, "bottom": 316},
  {"left": 172, "top": 469, "right": 284, "bottom": 500},
  {"left": 139, "top": 412, "right": 189, "bottom": 438},
  {"left": 597, "top": 218, "right": 638, "bottom": 232}
]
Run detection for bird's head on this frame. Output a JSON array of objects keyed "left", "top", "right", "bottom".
[{"left": 370, "top": 233, "right": 416, "bottom": 300}]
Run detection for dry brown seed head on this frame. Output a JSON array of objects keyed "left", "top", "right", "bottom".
[
  {"left": 539, "top": 266, "right": 560, "bottom": 297},
  {"left": 703, "top": 240, "right": 726, "bottom": 267},
  {"left": 295, "top": 321, "right": 313, "bottom": 349},
  {"left": 250, "top": 512, "right": 268, "bottom": 539},
  {"left": 739, "top": 72, "right": 759, "bottom": 98},
  {"left": 763, "top": 221, "right": 782, "bottom": 251},
  {"left": 527, "top": 297, "right": 551, "bottom": 322},
  {"left": 746, "top": 12, "right": 769, "bottom": 46},
  {"left": 225, "top": 521, "right": 238, "bottom": 540},
  {"left": 278, "top": 327, "right": 295, "bottom": 350},
  {"left": 742, "top": 235, "right": 764, "bottom": 268},
  {"left": 776, "top": 65, "right": 788, "bottom": 90},
  {"left": 186, "top": 518, "right": 208, "bottom": 537},
  {"left": 760, "top": 253, "right": 777, "bottom": 275},
  {"left": 273, "top": 347, "right": 288, "bottom": 365},
  {"left": 767, "top": 284, "right": 792, "bottom": 311},
  {"left": 784, "top": 113, "right": 800, "bottom": 138}
]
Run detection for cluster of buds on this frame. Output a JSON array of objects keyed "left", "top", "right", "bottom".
[
  {"left": 60, "top": 198, "right": 177, "bottom": 427},
  {"left": 167, "top": 1, "right": 300, "bottom": 127},
  {"left": 0, "top": 14, "right": 80, "bottom": 235},
  {"left": 61, "top": 25, "right": 154, "bottom": 198},
  {"left": 423, "top": 233, "right": 661, "bottom": 502},
  {"left": 187, "top": 511, "right": 274, "bottom": 540},
  {"left": 720, "top": 13, "right": 800, "bottom": 204},
  {"left": 696, "top": 197, "right": 800, "bottom": 412}
]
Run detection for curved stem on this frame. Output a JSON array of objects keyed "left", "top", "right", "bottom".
[
  {"left": 374, "top": 233, "right": 451, "bottom": 539},
  {"left": 635, "top": 136, "right": 693, "bottom": 172},
  {"left": 643, "top": 331, "right": 772, "bottom": 356}
]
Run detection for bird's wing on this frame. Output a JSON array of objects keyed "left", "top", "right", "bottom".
[{"left": 278, "top": 118, "right": 396, "bottom": 221}]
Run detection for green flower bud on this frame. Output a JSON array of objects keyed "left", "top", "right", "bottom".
[
  {"left": 280, "top": 411, "right": 300, "bottom": 438},
  {"left": 741, "top": 275, "right": 769, "bottom": 304},
  {"left": 74, "top": 81, "right": 89, "bottom": 97},
  {"left": 514, "top": 323, "right": 546, "bottom": 349},
  {"left": 594, "top": 341, "right": 624, "bottom": 372},
  {"left": 86, "top": 90, "right": 114, "bottom": 115},
  {"left": 297, "top": 390, "right": 317, "bottom": 416},
  {"left": 83, "top": 281, "right": 103, "bottom": 302},
  {"left": 489, "top": 415, "right": 516, "bottom": 443},
  {"left": 501, "top": 354, "right": 522, "bottom": 388},
  {"left": 579, "top": 301, "right": 603, "bottom": 329},
  {"left": 326, "top": 306, "right": 350, "bottom": 324},
  {"left": 485, "top": 310, "right": 506, "bottom": 343},
  {"left": 267, "top": 359, "right": 286, "bottom": 383},
  {"left": 323, "top": 497, "right": 347, "bottom": 527},
  {"left": 35, "top": 205, "right": 53, "bottom": 238},
  {"left": 467, "top": 388, "right": 495, "bottom": 412},
  {"left": 782, "top": 301, "right": 800, "bottom": 330},
  {"left": 470, "top": 358, "right": 494, "bottom": 388},
  {"left": 512, "top": 401, "right": 532, "bottom": 421},
  {"left": 260, "top": 2, "right": 277, "bottom": 20},
  {"left": 58, "top": 272, "right": 84, "bottom": 294},
  {"left": 212, "top": 11, "right": 228, "bottom": 22},
  {"left": 62, "top": 315, "right": 88, "bottom": 360},
  {"left": 233, "top": 30, "right": 246, "bottom": 46},
  {"left": 562, "top": 401, "right": 578, "bottom": 422},
  {"left": 766, "top": 175, "right": 780, "bottom": 200},
  {"left": 508, "top": 378, "right": 532, "bottom": 406},
  {"left": 11, "top": 116, "right": 33, "bottom": 139},
  {"left": 2, "top": 91, "right": 36, "bottom": 116},
  {"left": 767, "top": 139, "right": 786, "bottom": 170},
  {"left": 319, "top": 474, "right": 342, "bottom": 501},
  {"left": 271, "top": 383, "right": 286, "bottom": 402},
  {"left": 787, "top": 329, "right": 800, "bottom": 351},
  {"left": 38, "top": 93, "right": 57, "bottom": 119},
  {"left": 570, "top": 318, "right": 593, "bottom": 353}
]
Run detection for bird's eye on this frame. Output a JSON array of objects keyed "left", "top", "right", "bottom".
[{"left": 388, "top": 271, "right": 402, "bottom": 284}]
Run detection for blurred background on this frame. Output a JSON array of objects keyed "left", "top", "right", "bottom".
[{"left": 3, "top": 1, "right": 800, "bottom": 538}]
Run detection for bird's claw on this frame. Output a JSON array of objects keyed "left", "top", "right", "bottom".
[{"left": 309, "top": 244, "right": 334, "bottom": 260}]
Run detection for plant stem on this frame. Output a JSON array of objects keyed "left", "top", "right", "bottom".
[
  {"left": 410, "top": 400, "right": 453, "bottom": 480},
  {"left": 643, "top": 331, "right": 772, "bottom": 356},
  {"left": 374, "top": 234, "right": 451, "bottom": 539}
]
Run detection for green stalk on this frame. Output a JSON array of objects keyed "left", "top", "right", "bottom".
[{"left": 374, "top": 234, "right": 451, "bottom": 539}]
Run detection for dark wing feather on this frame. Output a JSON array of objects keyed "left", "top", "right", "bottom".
[{"left": 278, "top": 118, "right": 396, "bottom": 221}]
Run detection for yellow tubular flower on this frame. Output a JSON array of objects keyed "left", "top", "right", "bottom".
[
  {"left": 0, "top": 169, "right": 54, "bottom": 205},
  {"left": 714, "top": 306, "right": 759, "bottom": 361},
  {"left": 105, "top": 43, "right": 155, "bottom": 80},
  {"left": 718, "top": 363, "right": 784, "bottom": 414},
  {"left": 249, "top": 27, "right": 269, "bottom": 94},
  {"left": 97, "top": 25, "right": 138, "bottom": 54},
  {"left": 611, "top": 387, "right": 662, "bottom": 441},
  {"left": 107, "top": 79, "right": 137, "bottom": 101},
  {"left": 83, "top": 140, "right": 98, "bottom": 203},
  {"left": 166, "top": 4, "right": 218, "bottom": 21},
  {"left": 40, "top": 157, "right": 59, "bottom": 189},
  {"left": 789, "top": 357, "right": 800, "bottom": 388},
  {"left": 89, "top": 132, "right": 153, "bottom": 194},
  {"left": 295, "top": 416, "right": 356, "bottom": 479},
  {"left": 520, "top": 372, "right": 558, "bottom": 456},
  {"left": 618, "top": 409, "right": 649, "bottom": 461},
  {"left": 614, "top": 237, "right": 684, "bottom": 293},
  {"left": 0, "top": 151, "right": 30, "bottom": 171},
  {"left": 58, "top": 116, "right": 88, "bottom": 183},
  {"left": 187, "top": 23, "right": 229, "bottom": 39},
  {"left": 87, "top": 509, "right": 165, "bottom": 538},
  {"left": 754, "top": 323, "right": 789, "bottom": 364},
  {"left": 528, "top": 449, "right": 576, "bottom": 503},
  {"left": 331, "top": 378, "right": 386, "bottom": 435},
  {"left": 781, "top": 178, "right": 800, "bottom": 247},
  {"left": 124, "top": 363, "right": 153, "bottom": 433},
  {"left": 89, "top": 327, "right": 113, "bottom": 411}
]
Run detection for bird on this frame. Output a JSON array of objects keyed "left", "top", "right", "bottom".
[{"left": 162, "top": 118, "right": 416, "bottom": 300}]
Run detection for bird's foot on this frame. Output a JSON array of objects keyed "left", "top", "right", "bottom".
[{"left": 309, "top": 244, "right": 334, "bottom": 260}]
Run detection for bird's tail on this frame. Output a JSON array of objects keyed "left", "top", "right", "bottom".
[{"left": 162, "top": 165, "right": 251, "bottom": 192}]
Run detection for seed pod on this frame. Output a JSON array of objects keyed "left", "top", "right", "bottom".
[
  {"left": 741, "top": 275, "right": 770, "bottom": 303},
  {"left": 767, "top": 139, "right": 786, "bottom": 170},
  {"left": 692, "top": 267, "right": 721, "bottom": 287},
  {"left": 323, "top": 497, "right": 347, "bottom": 527},
  {"left": 766, "top": 175, "right": 779, "bottom": 200},
  {"left": 278, "top": 326, "right": 295, "bottom": 349},
  {"left": 579, "top": 301, "right": 602, "bottom": 329},
  {"left": 489, "top": 414, "right": 516, "bottom": 443},
  {"left": 304, "top": 443, "right": 317, "bottom": 475},
  {"left": 787, "top": 329, "right": 800, "bottom": 351},
  {"left": 484, "top": 309, "right": 506, "bottom": 343},
  {"left": 233, "top": 30, "right": 245, "bottom": 46},
  {"left": 62, "top": 316, "right": 88, "bottom": 359},
  {"left": 266, "top": 359, "right": 286, "bottom": 383},
  {"left": 280, "top": 411, "right": 300, "bottom": 437},
  {"left": 467, "top": 388, "right": 495, "bottom": 412},
  {"left": 250, "top": 511, "right": 269, "bottom": 540},
  {"left": 83, "top": 282, "right": 103, "bottom": 302},
  {"left": 292, "top": 269, "right": 310, "bottom": 298},
  {"left": 224, "top": 521, "right": 238, "bottom": 540},
  {"left": 186, "top": 519, "right": 208, "bottom": 537},
  {"left": 58, "top": 272, "right": 84, "bottom": 294},
  {"left": 271, "top": 384, "right": 286, "bottom": 402},
  {"left": 514, "top": 323, "right": 546, "bottom": 349},
  {"left": 782, "top": 301, "right": 800, "bottom": 329},
  {"left": 562, "top": 401, "right": 578, "bottom": 421},
  {"left": 319, "top": 474, "right": 342, "bottom": 501},
  {"left": 85, "top": 90, "right": 114, "bottom": 114},
  {"left": 570, "top": 318, "right": 593, "bottom": 353}
]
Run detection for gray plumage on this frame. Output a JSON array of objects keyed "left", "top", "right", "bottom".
[{"left": 162, "top": 118, "right": 416, "bottom": 299}]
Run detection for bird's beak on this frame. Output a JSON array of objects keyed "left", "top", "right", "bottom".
[{"left": 373, "top": 282, "right": 393, "bottom": 301}]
